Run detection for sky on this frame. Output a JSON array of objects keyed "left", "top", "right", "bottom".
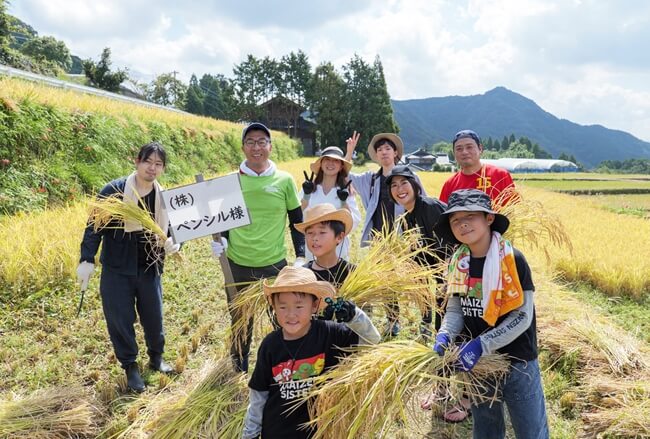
[{"left": 8, "top": 0, "right": 650, "bottom": 141}]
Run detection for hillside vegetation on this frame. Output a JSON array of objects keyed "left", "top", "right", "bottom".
[{"left": 0, "top": 76, "right": 300, "bottom": 214}]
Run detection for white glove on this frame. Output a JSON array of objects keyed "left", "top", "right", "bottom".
[
  {"left": 293, "top": 257, "right": 307, "bottom": 267},
  {"left": 164, "top": 237, "right": 180, "bottom": 255},
  {"left": 76, "top": 262, "right": 95, "bottom": 291},
  {"left": 210, "top": 237, "right": 228, "bottom": 258}
]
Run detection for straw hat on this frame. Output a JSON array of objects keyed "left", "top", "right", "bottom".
[
  {"left": 367, "top": 133, "right": 404, "bottom": 164},
  {"left": 310, "top": 146, "right": 353, "bottom": 174},
  {"left": 294, "top": 203, "right": 353, "bottom": 235},
  {"left": 263, "top": 266, "right": 336, "bottom": 310}
]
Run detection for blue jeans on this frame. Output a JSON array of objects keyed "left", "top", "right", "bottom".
[{"left": 471, "top": 358, "right": 549, "bottom": 439}]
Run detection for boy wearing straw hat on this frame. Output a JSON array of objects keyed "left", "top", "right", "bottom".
[
  {"left": 300, "top": 146, "right": 361, "bottom": 261},
  {"left": 77, "top": 142, "right": 179, "bottom": 393},
  {"left": 294, "top": 203, "right": 355, "bottom": 288},
  {"left": 432, "top": 189, "right": 549, "bottom": 439},
  {"left": 242, "top": 266, "right": 380, "bottom": 439}
]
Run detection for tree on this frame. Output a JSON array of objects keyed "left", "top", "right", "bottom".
[
  {"left": 342, "top": 54, "right": 398, "bottom": 155},
  {"left": 307, "top": 62, "right": 346, "bottom": 151},
  {"left": 199, "top": 73, "right": 236, "bottom": 120},
  {"left": 146, "top": 72, "right": 187, "bottom": 108},
  {"left": 83, "top": 48, "right": 128, "bottom": 92},
  {"left": 232, "top": 54, "right": 264, "bottom": 120},
  {"left": 19, "top": 35, "right": 72, "bottom": 70},
  {"left": 279, "top": 51, "right": 311, "bottom": 137},
  {"left": 185, "top": 74, "right": 204, "bottom": 115},
  {"left": 0, "top": 0, "right": 9, "bottom": 60}
]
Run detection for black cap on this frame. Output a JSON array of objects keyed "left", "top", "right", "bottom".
[
  {"left": 452, "top": 129, "right": 481, "bottom": 147},
  {"left": 385, "top": 164, "right": 417, "bottom": 187},
  {"left": 242, "top": 122, "right": 271, "bottom": 143},
  {"left": 433, "top": 189, "right": 509, "bottom": 243}
]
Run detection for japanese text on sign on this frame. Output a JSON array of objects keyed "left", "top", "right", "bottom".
[{"left": 161, "top": 173, "right": 250, "bottom": 243}]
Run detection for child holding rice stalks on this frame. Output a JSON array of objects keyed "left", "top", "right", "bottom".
[
  {"left": 77, "top": 142, "right": 180, "bottom": 393},
  {"left": 242, "top": 266, "right": 379, "bottom": 439},
  {"left": 295, "top": 203, "right": 356, "bottom": 288},
  {"left": 432, "top": 189, "right": 549, "bottom": 438}
]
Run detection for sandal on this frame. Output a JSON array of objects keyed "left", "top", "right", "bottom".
[{"left": 442, "top": 398, "right": 471, "bottom": 423}]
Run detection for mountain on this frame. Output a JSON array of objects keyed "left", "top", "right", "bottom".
[{"left": 391, "top": 87, "right": 650, "bottom": 167}]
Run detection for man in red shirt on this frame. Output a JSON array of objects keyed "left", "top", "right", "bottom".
[{"left": 439, "top": 130, "right": 515, "bottom": 207}]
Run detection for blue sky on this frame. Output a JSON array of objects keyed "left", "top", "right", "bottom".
[{"left": 9, "top": 0, "right": 650, "bottom": 141}]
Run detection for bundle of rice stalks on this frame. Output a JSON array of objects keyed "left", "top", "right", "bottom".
[
  {"left": 0, "top": 386, "right": 99, "bottom": 438},
  {"left": 582, "top": 376, "right": 650, "bottom": 407},
  {"left": 228, "top": 279, "right": 273, "bottom": 355},
  {"left": 568, "top": 315, "right": 648, "bottom": 375},
  {"left": 582, "top": 398, "right": 650, "bottom": 438},
  {"left": 302, "top": 340, "right": 510, "bottom": 439},
  {"left": 86, "top": 191, "right": 174, "bottom": 264},
  {"left": 494, "top": 187, "right": 573, "bottom": 260},
  {"left": 148, "top": 357, "right": 248, "bottom": 438},
  {"left": 339, "top": 224, "right": 443, "bottom": 311}
]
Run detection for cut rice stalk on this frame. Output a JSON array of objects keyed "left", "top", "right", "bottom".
[
  {"left": 301, "top": 340, "right": 509, "bottom": 439},
  {"left": 0, "top": 386, "right": 99, "bottom": 438}
]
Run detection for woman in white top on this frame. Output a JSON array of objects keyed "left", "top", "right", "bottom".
[{"left": 300, "top": 146, "right": 361, "bottom": 261}]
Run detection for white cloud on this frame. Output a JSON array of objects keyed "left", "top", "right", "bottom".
[{"left": 7, "top": 0, "right": 650, "bottom": 140}]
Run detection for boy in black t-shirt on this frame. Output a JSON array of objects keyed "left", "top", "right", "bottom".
[
  {"left": 295, "top": 203, "right": 356, "bottom": 289},
  {"left": 432, "top": 189, "right": 549, "bottom": 439},
  {"left": 242, "top": 266, "right": 379, "bottom": 439}
]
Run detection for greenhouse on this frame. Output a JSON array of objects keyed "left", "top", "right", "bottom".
[{"left": 480, "top": 158, "right": 579, "bottom": 173}]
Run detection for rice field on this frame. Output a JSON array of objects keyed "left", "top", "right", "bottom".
[{"left": 1, "top": 158, "right": 649, "bottom": 438}]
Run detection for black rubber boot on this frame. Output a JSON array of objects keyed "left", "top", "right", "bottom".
[{"left": 125, "top": 363, "right": 145, "bottom": 393}]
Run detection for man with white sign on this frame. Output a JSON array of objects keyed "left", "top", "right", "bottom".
[{"left": 210, "top": 122, "right": 306, "bottom": 373}]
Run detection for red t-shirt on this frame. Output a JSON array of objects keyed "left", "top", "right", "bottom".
[{"left": 439, "top": 164, "right": 515, "bottom": 207}]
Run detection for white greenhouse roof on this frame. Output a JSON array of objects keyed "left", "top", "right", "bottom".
[{"left": 480, "top": 158, "right": 578, "bottom": 172}]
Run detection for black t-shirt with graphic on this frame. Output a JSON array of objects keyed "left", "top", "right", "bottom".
[
  {"left": 305, "top": 259, "right": 356, "bottom": 288},
  {"left": 249, "top": 320, "right": 359, "bottom": 439},
  {"left": 459, "top": 248, "right": 538, "bottom": 361}
]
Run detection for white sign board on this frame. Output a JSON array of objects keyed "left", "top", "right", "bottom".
[{"left": 162, "top": 173, "right": 250, "bottom": 243}]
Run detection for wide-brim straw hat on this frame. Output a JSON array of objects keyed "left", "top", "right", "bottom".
[
  {"left": 434, "top": 189, "right": 510, "bottom": 244},
  {"left": 367, "top": 133, "right": 404, "bottom": 164},
  {"left": 294, "top": 203, "right": 353, "bottom": 235},
  {"left": 310, "top": 146, "right": 353, "bottom": 174},
  {"left": 263, "top": 266, "right": 336, "bottom": 310}
]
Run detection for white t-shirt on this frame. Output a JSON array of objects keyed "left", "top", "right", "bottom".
[{"left": 299, "top": 185, "right": 361, "bottom": 261}]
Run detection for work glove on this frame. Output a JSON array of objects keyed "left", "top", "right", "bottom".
[
  {"left": 76, "top": 262, "right": 95, "bottom": 291},
  {"left": 324, "top": 297, "right": 357, "bottom": 323},
  {"left": 336, "top": 180, "right": 352, "bottom": 202},
  {"left": 210, "top": 237, "right": 228, "bottom": 258},
  {"left": 302, "top": 171, "right": 315, "bottom": 197},
  {"left": 456, "top": 338, "right": 483, "bottom": 372},
  {"left": 433, "top": 332, "right": 451, "bottom": 356},
  {"left": 293, "top": 257, "right": 307, "bottom": 268},
  {"left": 164, "top": 237, "right": 180, "bottom": 255}
]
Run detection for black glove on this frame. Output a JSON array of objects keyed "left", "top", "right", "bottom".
[
  {"left": 321, "top": 304, "right": 335, "bottom": 321},
  {"left": 302, "top": 171, "right": 315, "bottom": 195},
  {"left": 336, "top": 180, "right": 352, "bottom": 202},
  {"left": 324, "top": 297, "right": 356, "bottom": 323}
]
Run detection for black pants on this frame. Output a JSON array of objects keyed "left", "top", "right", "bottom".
[
  {"left": 227, "top": 258, "right": 287, "bottom": 372},
  {"left": 100, "top": 267, "right": 164, "bottom": 368}
]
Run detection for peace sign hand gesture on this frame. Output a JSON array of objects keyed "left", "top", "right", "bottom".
[
  {"left": 345, "top": 131, "right": 360, "bottom": 160},
  {"left": 337, "top": 180, "right": 352, "bottom": 202},
  {"left": 302, "top": 171, "right": 316, "bottom": 195}
]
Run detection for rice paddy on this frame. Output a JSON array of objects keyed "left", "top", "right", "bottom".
[{"left": 1, "top": 158, "right": 649, "bottom": 438}]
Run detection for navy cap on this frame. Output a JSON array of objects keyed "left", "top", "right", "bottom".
[
  {"left": 242, "top": 122, "right": 271, "bottom": 143},
  {"left": 452, "top": 129, "right": 481, "bottom": 147}
]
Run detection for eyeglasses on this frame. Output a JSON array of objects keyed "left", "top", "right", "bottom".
[{"left": 244, "top": 138, "right": 270, "bottom": 148}]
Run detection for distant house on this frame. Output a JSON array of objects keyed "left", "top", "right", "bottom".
[
  {"left": 481, "top": 158, "right": 579, "bottom": 173},
  {"left": 404, "top": 148, "right": 436, "bottom": 170},
  {"left": 258, "top": 96, "right": 317, "bottom": 154}
]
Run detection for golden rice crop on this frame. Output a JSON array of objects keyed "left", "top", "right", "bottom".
[
  {"left": 0, "top": 386, "right": 99, "bottom": 438},
  {"left": 301, "top": 340, "right": 509, "bottom": 439},
  {"left": 0, "top": 202, "right": 87, "bottom": 292},
  {"left": 148, "top": 358, "right": 248, "bottom": 439}
]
